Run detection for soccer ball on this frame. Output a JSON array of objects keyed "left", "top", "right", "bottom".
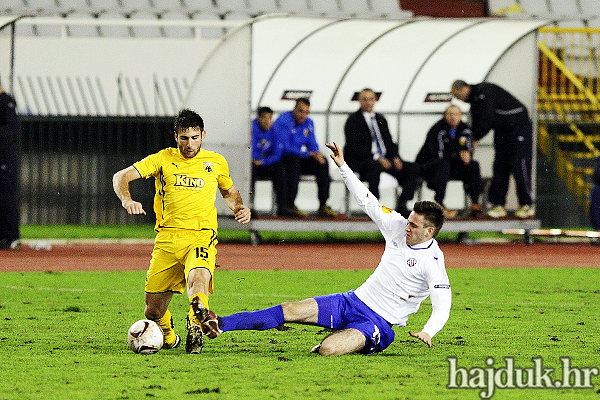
[{"left": 127, "top": 319, "right": 164, "bottom": 354}]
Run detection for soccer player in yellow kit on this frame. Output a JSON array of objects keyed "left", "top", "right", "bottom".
[{"left": 113, "top": 109, "right": 251, "bottom": 353}]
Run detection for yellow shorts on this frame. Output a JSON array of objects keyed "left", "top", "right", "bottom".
[{"left": 145, "top": 229, "right": 218, "bottom": 295}]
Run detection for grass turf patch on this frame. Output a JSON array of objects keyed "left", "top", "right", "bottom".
[
  {"left": 0, "top": 268, "right": 599, "bottom": 399},
  {"left": 19, "top": 224, "right": 512, "bottom": 244}
]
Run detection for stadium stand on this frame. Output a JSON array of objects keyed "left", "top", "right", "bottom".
[
  {"left": 65, "top": 11, "right": 99, "bottom": 37},
  {"left": 3, "top": 1, "right": 599, "bottom": 232},
  {"left": 547, "top": 0, "right": 581, "bottom": 18},
  {"left": 309, "top": 0, "right": 345, "bottom": 18},
  {"left": 97, "top": 10, "right": 131, "bottom": 36},
  {"left": 487, "top": 0, "right": 517, "bottom": 15},
  {"left": 337, "top": 0, "right": 376, "bottom": 18},
  {"left": 579, "top": 0, "right": 597, "bottom": 17},
  {"left": 4, "top": 0, "right": 413, "bottom": 24},
  {"left": 128, "top": 10, "right": 162, "bottom": 37},
  {"left": 160, "top": 9, "right": 195, "bottom": 38},
  {"left": 246, "top": 0, "right": 280, "bottom": 16},
  {"left": 116, "top": 0, "right": 153, "bottom": 14}
]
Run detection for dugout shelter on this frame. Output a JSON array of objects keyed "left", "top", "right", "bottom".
[{"left": 184, "top": 15, "right": 549, "bottom": 216}]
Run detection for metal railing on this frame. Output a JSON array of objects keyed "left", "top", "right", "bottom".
[
  {"left": 537, "top": 27, "right": 600, "bottom": 212},
  {"left": 18, "top": 116, "right": 174, "bottom": 224}
]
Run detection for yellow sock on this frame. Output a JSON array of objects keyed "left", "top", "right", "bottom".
[
  {"left": 189, "top": 292, "right": 209, "bottom": 309},
  {"left": 188, "top": 292, "right": 209, "bottom": 326},
  {"left": 154, "top": 310, "right": 177, "bottom": 348}
]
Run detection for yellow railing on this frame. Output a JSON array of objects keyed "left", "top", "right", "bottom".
[
  {"left": 538, "top": 27, "right": 600, "bottom": 110},
  {"left": 537, "top": 27, "right": 600, "bottom": 211}
]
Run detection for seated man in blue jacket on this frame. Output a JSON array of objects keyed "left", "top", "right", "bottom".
[
  {"left": 272, "top": 98, "right": 337, "bottom": 218},
  {"left": 251, "top": 106, "right": 289, "bottom": 216}
]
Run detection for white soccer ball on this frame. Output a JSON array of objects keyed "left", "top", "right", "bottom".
[{"left": 127, "top": 319, "right": 164, "bottom": 354}]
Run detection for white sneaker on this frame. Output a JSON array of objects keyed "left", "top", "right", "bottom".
[
  {"left": 486, "top": 205, "right": 507, "bottom": 218},
  {"left": 514, "top": 205, "right": 535, "bottom": 219}
]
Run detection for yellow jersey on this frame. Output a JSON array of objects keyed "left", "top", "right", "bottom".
[{"left": 134, "top": 147, "right": 233, "bottom": 232}]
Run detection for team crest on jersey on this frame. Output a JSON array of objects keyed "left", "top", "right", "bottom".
[
  {"left": 203, "top": 162, "right": 214, "bottom": 174},
  {"left": 407, "top": 258, "right": 417, "bottom": 267},
  {"left": 459, "top": 137, "right": 467, "bottom": 145},
  {"left": 303, "top": 128, "right": 309, "bottom": 137}
]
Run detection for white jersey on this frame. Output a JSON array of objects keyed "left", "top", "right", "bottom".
[{"left": 339, "top": 163, "right": 452, "bottom": 338}]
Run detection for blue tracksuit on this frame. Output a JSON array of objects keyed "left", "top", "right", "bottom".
[{"left": 272, "top": 111, "right": 319, "bottom": 158}]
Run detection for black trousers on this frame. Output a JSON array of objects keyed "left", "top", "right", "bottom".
[
  {"left": 252, "top": 162, "right": 288, "bottom": 211},
  {"left": 347, "top": 158, "right": 420, "bottom": 211},
  {"left": 0, "top": 136, "right": 20, "bottom": 241},
  {"left": 489, "top": 121, "right": 534, "bottom": 206},
  {"left": 420, "top": 158, "right": 482, "bottom": 206},
  {"left": 281, "top": 154, "right": 330, "bottom": 209}
]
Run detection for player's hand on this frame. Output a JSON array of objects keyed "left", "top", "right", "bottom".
[
  {"left": 379, "top": 157, "right": 393, "bottom": 170},
  {"left": 409, "top": 331, "right": 432, "bottom": 347},
  {"left": 122, "top": 199, "right": 146, "bottom": 215},
  {"left": 310, "top": 151, "right": 326, "bottom": 165},
  {"left": 325, "top": 142, "right": 344, "bottom": 167},
  {"left": 234, "top": 205, "right": 251, "bottom": 224},
  {"left": 393, "top": 157, "right": 403, "bottom": 171},
  {"left": 459, "top": 150, "right": 471, "bottom": 165}
]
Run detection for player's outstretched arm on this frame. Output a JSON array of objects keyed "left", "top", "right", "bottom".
[
  {"left": 220, "top": 185, "right": 251, "bottom": 224},
  {"left": 409, "top": 331, "right": 432, "bottom": 347},
  {"left": 325, "top": 142, "right": 344, "bottom": 167},
  {"left": 113, "top": 166, "right": 146, "bottom": 215}
]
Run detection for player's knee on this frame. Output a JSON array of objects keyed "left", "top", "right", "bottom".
[
  {"left": 144, "top": 306, "right": 162, "bottom": 321},
  {"left": 318, "top": 342, "right": 340, "bottom": 356},
  {"left": 318, "top": 340, "right": 356, "bottom": 356}
]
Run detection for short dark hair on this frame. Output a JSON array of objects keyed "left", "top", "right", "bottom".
[
  {"left": 295, "top": 97, "right": 310, "bottom": 107},
  {"left": 174, "top": 109, "right": 204, "bottom": 133},
  {"left": 451, "top": 80, "right": 469, "bottom": 91},
  {"left": 257, "top": 106, "right": 273, "bottom": 117},
  {"left": 413, "top": 201, "right": 444, "bottom": 237}
]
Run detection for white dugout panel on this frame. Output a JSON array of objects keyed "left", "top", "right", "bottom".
[{"left": 184, "top": 16, "right": 549, "bottom": 214}]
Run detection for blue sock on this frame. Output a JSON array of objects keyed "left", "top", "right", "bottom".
[{"left": 220, "top": 305, "right": 284, "bottom": 332}]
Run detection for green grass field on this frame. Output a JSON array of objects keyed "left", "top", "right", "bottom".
[
  {"left": 1, "top": 267, "right": 599, "bottom": 400},
  {"left": 19, "top": 224, "right": 514, "bottom": 244}
]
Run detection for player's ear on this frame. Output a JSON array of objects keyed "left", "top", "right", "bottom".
[
  {"left": 174, "top": 131, "right": 178, "bottom": 142},
  {"left": 426, "top": 225, "right": 435, "bottom": 237}
]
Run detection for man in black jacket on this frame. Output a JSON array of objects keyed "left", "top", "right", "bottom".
[
  {"left": 451, "top": 80, "right": 534, "bottom": 219},
  {"left": 344, "top": 88, "right": 419, "bottom": 217},
  {"left": 0, "top": 85, "right": 20, "bottom": 250},
  {"left": 416, "top": 105, "right": 483, "bottom": 219}
]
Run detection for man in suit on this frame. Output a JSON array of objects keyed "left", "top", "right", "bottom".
[{"left": 344, "top": 88, "right": 419, "bottom": 217}]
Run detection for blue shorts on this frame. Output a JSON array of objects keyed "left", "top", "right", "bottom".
[{"left": 314, "top": 290, "right": 395, "bottom": 354}]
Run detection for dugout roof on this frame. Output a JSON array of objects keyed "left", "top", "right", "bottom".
[{"left": 184, "top": 16, "right": 549, "bottom": 213}]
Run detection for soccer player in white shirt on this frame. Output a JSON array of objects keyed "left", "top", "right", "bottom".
[{"left": 203, "top": 142, "right": 452, "bottom": 356}]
